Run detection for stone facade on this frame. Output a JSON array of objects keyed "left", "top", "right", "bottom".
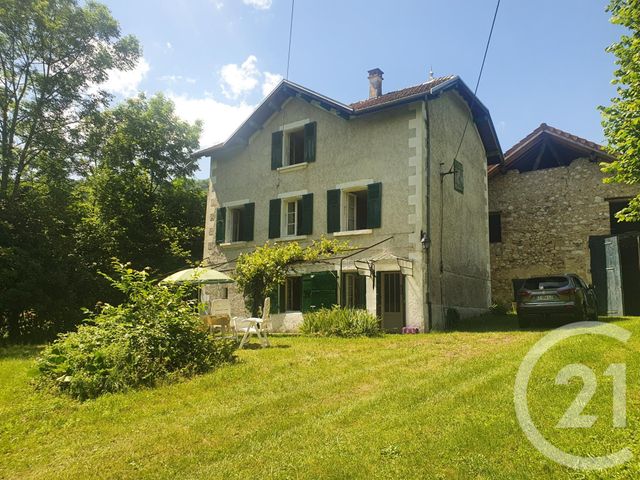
[
  {"left": 199, "top": 78, "right": 499, "bottom": 331},
  {"left": 488, "top": 157, "right": 639, "bottom": 304}
]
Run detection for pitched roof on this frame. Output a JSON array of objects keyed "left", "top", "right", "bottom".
[
  {"left": 194, "top": 76, "right": 503, "bottom": 165},
  {"left": 350, "top": 75, "right": 456, "bottom": 111},
  {"left": 488, "top": 123, "right": 615, "bottom": 178}
]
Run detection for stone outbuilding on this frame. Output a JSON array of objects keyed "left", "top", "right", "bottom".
[{"left": 488, "top": 123, "right": 640, "bottom": 314}]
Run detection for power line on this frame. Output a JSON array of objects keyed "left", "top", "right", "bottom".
[
  {"left": 285, "top": 0, "right": 296, "bottom": 80},
  {"left": 438, "top": 0, "right": 501, "bottom": 328},
  {"left": 448, "top": 0, "right": 501, "bottom": 171}
]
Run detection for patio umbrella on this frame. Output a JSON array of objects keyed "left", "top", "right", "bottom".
[{"left": 161, "top": 267, "right": 234, "bottom": 285}]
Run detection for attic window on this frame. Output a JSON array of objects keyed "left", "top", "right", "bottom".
[{"left": 286, "top": 128, "right": 305, "bottom": 166}]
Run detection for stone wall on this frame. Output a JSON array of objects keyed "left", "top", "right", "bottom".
[{"left": 488, "top": 158, "right": 639, "bottom": 304}]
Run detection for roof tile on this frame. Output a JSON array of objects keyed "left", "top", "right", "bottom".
[{"left": 350, "top": 75, "right": 455, "bottom": 111}]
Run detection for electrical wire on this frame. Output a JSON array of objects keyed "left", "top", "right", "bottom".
[
  {"left": 438, "top": 0, "right": 501, "bottom": 328},
  {"left": 285, "top": 0, "right": 296, "bottom": 81},
  {"left": 447, "top": 0, "right": 501, "bottom": 173}
]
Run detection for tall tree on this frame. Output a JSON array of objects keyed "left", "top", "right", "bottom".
[
  {"left": 76, "top": 93, "right": 205, "bottom": 275},
  {"left": 600, "top": 0, "right": 640, "bottom": 221},
  {"left": 0, "top": 0, "right": 141, "bottom": 202}
]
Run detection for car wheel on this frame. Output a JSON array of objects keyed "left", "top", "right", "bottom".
[{"left": 575, "top": 304, "right": 588, "bottom": 322}]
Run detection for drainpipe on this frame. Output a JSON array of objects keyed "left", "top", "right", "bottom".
[{"left": 423, "top": 98, "right": 432, "bottom": 332}]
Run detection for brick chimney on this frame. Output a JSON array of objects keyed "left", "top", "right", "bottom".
[{"left": 368, "top": 68, "right": 384, "bottom": 98}]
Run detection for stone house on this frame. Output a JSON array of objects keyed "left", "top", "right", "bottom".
[
  {"left": 488, "top": 123, "right": 640, "bottom": 314},
  {"left": 194, "top": 69, "right": 503, "bottom": 331}
]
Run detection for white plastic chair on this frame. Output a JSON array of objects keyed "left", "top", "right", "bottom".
[{"left": 234, "top": 297, "right": 271, "bottom": 348}]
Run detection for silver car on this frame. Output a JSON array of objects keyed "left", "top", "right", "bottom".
[{"left": 516, "top": 274, "right": 598, "bottom": 328}]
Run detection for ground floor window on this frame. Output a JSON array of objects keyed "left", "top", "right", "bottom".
[
  {"left": 342, "top": 272, "right": 366, "bottom": 309},
  {"left": 285, "top": 276, "right": 302, "bottom": 311}
]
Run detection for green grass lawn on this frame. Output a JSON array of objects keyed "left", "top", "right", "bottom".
[{"left": 2, "top": 315, "right": 640, "bottom": 479}]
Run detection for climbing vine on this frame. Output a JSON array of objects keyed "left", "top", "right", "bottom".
[{"left": 234, "top": 237, "right": 349, "bottom": 315}]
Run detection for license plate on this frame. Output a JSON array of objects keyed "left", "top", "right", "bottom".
[{"left": 536, "top": 295, "right": 556, "bottom": 301}]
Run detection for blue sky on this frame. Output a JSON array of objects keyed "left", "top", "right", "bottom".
[{"left": 99, "top": 0, "right": 623, "bottom": 178}]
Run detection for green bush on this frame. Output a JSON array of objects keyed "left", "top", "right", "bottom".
[
  {"left": 301, "top": 306, "right": 381, "bottom": 337},
  {"left": 36, "top": 262, "right": 236, "bottom": 400}
]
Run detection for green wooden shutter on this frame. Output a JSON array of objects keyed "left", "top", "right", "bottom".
[
  {"left": 303, "top": 122, "right": 317, "bottom": 163},
  {"left": 367, "top": 182, "right": 382, "bottom": 229},
  {"left": 268, "top": 198, "right": 281, "bottom": 239},
  {"left": 243, "top": 202, "right": 255, "bottom": 241},
  {"left": 271, "top": 131, "right": 283, "bottom": 170},
  {"left": 326, "top": 189, "right": 341, "bottom": 233},
  {"left": 298, "top": 193, "right": 313, "bottom": 235},
  {"left": 215, "top": 207, "right": 226, "bottom": 243},
  {"left": 302, "top": 271, "right": 337, "bottom": 312}
]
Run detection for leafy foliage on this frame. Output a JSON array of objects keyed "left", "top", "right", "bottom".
[
  {"left": 599, "top": 0, "right": 640, "bottom": 221},
  {"left": 1, "top": 93, "right": 205, "bottom": 343},
  {"left": 36, "top": 262, "right": 236, "bottom": 400},
  {"left": 301, "top": 306, "right": 381, "bottom": 337},
  {"left": 0, "top": 0, "right": 141, "bottom": 201},
  {"left": 75, "top": 94, "right": 204, "bottom": 274},
  {"left": 234, "top": 237, "right": 349, "bottom": 315}
]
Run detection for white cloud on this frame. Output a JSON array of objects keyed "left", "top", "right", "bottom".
[
  {"left": 169, "top": 92, "right": 255, "bottom": 148},
  {"left": 95, "top": 58, "right": 150, "bottom": 97},
  {"left": 160, "top": 74, "right": 197, "bottom": 85},
  {"left": 262, "top": 72, "right": 283, "bottom": 96},
  {"left": 243, "top": 0, "right": 272, "bottom": 9},
  {"left": 211, "top": 0, "right": 224, "bottom": 9},
  {"left": 166, "top": 42, "right": 173, "bottom": 49},
  {"left": 219, "top": 55, "right": 260, "bottom": 99}
]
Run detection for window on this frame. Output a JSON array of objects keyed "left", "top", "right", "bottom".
[
  {"left": 269, "top": 194, "right": 313, "bottom": 239},
  {"left": 327, "top": 183, "right": 382, "bottom": 234},
  {"left": 489, "top": 212, "right": 502, "bottom": 243},
  {"left": 216, "top": 203, "right": 255, "bottom": 244},
  {"left": 284, "top": 199, "right": 299, "bottom": 236},
  {"left": 286, "top": 128, "right": 305, "bottom": 166},
  {"left": 609, "top": 199, "right": 640, "bottom": 235},
  {"left": 271, "top": 122, "right": 316, "bottom": 170},
  {"left": 285, "top": 276, "right": 302, "bottom": 311},
  {"left": 343, "top": 189, "right": 368, "bottom": 231},
  {"left": 230, "top": 208, "right": 243, "bottom": 242},
  {"left": 343, "top": 272, "right": 366, "bottom": 309}
]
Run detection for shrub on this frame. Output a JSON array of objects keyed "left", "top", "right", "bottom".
[
  {"left": 36, "top": 262, "right": 236, "bottom": 400},
  {"left": 301, "top": 306, "right": 381, "bottom": 337}
]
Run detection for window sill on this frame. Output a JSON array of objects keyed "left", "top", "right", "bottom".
[
  {"left": 275, "top": 235, "right": 308, "bottom": 242},
  {"left": 277, "top": 162, "right": 308, "bottom": 173},
  {"left": 219, "top": 241, "right": 248, "bottom": 248},
  {"left": 333, "top": 229, "right": 373, "bottom": 237}
]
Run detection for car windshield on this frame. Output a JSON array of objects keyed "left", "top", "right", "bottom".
[{"left": 522, "top": 276, "right": 569, "bottom": 290}]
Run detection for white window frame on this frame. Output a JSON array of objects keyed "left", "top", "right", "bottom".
[
  {"left": 278, "top": 190, "right": 308, "bottom": 239},
  {"left": 278, "top": 118, "right": 310, "bottom": 168},
  {"left": 225, "top": 206, "right": 244, "bottom": 243},
  {"left": 341, "top": 187, "right": 367, "bottom": 232},
  {"left": 284, "top": 199, "right": 298, "bottom": 237}
]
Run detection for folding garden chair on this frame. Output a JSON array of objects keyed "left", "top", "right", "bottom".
[{"left": 234, "top": 297, "right": 271, "bottom": 348}]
